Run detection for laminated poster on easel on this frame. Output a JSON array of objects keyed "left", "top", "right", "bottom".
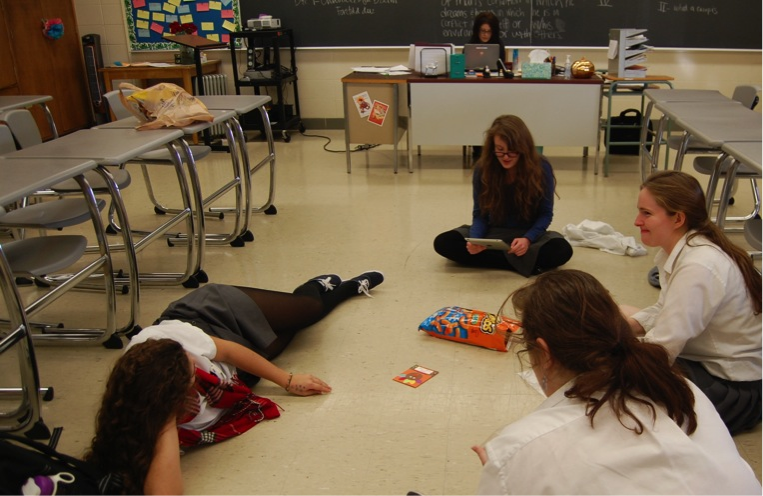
[
  {"left": 368, "top": 100, "right": 389, "bottom": 127},
  {"left": 352, "top": 91, "right": 372, "bottom": 118}
]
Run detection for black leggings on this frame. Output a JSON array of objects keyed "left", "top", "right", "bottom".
[
  {"left": 232, "top": 279, "right": 360, "bottom": 359},
  {"left": 433, "top": 229, "right": 572, "bottom": 272}
]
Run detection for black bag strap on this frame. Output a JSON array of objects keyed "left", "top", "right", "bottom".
[
  {"left": 619, "top": 108, "right": 642, "bottom": 119},
  {"left": 0, "top": 431, "right": 100, "bottom": 479}
]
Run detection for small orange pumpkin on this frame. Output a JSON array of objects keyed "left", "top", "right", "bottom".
[{"left": 571, "top": 57, "right": 595, "bottom": 78}]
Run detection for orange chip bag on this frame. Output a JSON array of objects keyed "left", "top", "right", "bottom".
[{"left": 418, "top": 306, "right": 521, "bottom": 352}]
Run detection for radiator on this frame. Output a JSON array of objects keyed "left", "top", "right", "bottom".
[{"left": 193, "top": 74, "right": 228, "bottom": 137}]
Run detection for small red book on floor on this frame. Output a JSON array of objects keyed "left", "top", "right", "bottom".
[{"left": 393, "top": 364, "right": 438, "bottom": 388}]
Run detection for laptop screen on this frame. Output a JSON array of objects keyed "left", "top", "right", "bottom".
[{"left": 463, "top": 44, "right": 501, "bottom": 71}]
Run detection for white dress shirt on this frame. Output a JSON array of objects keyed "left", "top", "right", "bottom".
[
  {"left": 127, "top": 320, "right": 237, "bottom": 430},
  {"left": 633, "top": 231, "right": 761, "bottom": 381},
  {"left": 477, "top": 381, "right": 761, "bottom": 495}
]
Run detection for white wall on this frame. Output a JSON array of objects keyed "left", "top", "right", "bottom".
[{"left": 75, "top": 0, "right": 762, "bottom": 122}]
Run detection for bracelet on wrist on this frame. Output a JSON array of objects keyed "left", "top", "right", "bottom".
[{"left": 285, "top": 372, "right": 293, "bottom": 392}]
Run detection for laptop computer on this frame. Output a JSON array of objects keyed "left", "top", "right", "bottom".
[{"left": 463, "top": 44, "right": 501, "bottom": 71}]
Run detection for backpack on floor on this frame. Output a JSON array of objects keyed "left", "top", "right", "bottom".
[
  {"left": 0, "top": 432, "right": 122, "bottom": 495},
  {"left": 608, "top": 108, "right": 653, "bottom": 155}
]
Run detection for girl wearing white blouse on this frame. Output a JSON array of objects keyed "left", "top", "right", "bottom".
[
  {"left": 473, "top": 270, "right": 760, "bottom": 495},
  {"left": 621, "top": 170, "right": 761, "bottom": 434}
]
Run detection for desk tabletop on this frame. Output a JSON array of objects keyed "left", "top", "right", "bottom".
[
  {"left": 676, "top": 109, "right": 762, "bottom": 146},
  {"left": 655, "top": 100, "right": 743, "bottom": 119},
  {"left": 643, "top": 89, "right": 728, "bottom": 103},
  {"left": 721, "top": 141, "right": 763, "bottom": 172},
  {"left": 603, "top": 74, "right": 674, "bottom": 82},
  {"left": 95, "top": 109, "right": 237, "bottom": 132},
  {"left": 1, "top": 128, "right": 183, "bottom": 165},
  {"left": 0, "top": 157, "right": 96, "bottom": 205},
  {"left": 99, "top": 60, "right": 220, "bottom": 76},
  {"left": 197, "top": 95, "right": 271, "bottom": 113},
  {"left": 0, "top": 95, "right": 53, "bottom": 112}
]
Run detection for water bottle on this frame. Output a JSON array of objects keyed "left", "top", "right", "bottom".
[{"left": 564, "top": 55, "right": 572, "bottom": 79}]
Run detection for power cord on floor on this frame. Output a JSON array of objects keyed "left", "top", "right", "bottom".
[{"left": 299, "top": 130, "right": 379, "bottom": 153}]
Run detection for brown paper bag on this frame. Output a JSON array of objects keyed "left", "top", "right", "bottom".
[{"left": 118, "top": 82, "right": 213, "bottom": 130}]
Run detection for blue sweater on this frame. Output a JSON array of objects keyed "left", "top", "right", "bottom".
[{"left": 469, "top": 159, "right": 555, "bottom": 242}]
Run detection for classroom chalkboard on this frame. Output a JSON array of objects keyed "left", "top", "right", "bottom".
[{"left": 240, "top": 0, "right": 760, "bottom": 50}]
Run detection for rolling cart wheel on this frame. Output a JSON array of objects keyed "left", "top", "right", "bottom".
[
  {"left": 242, "top": 230, "right": 254, "bottom": 242},
  {"left": 282, "top": 130, "right": 291, "bottom": 143},
  {"left": 264, "top": 205, "right": 278, "bottom": 215}
]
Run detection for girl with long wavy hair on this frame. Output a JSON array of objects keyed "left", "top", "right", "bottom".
[
  {"left": 434, "top": 115, "right": 572, "bottom": 276},
  {"left": 621, "top": 170, "right": 761, "bottom": 434},
  {"left": 84, "top": 271, "right": 384, "bottom": 494},
  {"left": 472, "top": 270, "right": 760, "bottom": 494}
]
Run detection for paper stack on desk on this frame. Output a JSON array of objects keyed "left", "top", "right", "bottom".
[
  {"left": 608, "top": 28, "right": 651, "bottom": 78},
  {"left": 352, "top": 65, "right": 411, "bottom": 75}
]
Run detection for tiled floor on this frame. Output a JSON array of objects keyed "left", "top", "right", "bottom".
[{"left": 4, "top": 130, "right": 761, "bottom": 494}]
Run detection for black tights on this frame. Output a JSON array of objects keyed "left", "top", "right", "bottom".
[{"left": 232, "top": 280, "right": 360, "bottom": 359}]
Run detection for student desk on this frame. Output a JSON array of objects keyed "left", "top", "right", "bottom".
[
  {"left": 640, "top": 89, "right": 732, "bottom": 181},
  {"left": 669, "top": 106, "right": 762, "bottom": 229},
  {"left": 99, "top": 60, "right": 221, "bottom": 95},
  {"left": 196, "top": 95, "right": 278, "bottom": 218},
  {"left": 407, "top": 75, "right": 604, "bottom": 169},
  {"left": 0, "top": 128, "right": 202, "bottom": 290},
  {"left": 96, "top": 110, "right": 249, "bottom": 250},
  {"left": 0, "top": 155, "right": 138, "bottom": 345}
]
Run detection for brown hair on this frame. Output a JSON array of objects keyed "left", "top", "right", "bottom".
[
  {"left": 469, "top": 12, "right": 502, "bottom": 45},
  {"left": 642, "top": 170, "right": 761, "bottom": 314},
  {"left": 477, "top": 115, "right": 554, "bottom": 223},
  {"left": 504, "top": 269, "right": 698, "bottom": 434},
  {"left": 84, "top": 339, "right": 193, "bottom": 494}
]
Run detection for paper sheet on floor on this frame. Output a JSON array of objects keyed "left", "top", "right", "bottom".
[{"left": 562, "top": 219, "right": 647, "bottom": 257}]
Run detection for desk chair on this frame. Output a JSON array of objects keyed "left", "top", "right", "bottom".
[{"left": 0, "top": 243, "right": 52, "bottom": 439}]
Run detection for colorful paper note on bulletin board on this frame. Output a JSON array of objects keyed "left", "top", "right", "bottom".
[{"left": 124, "top": 0, "right": 241, "bottom": 50}]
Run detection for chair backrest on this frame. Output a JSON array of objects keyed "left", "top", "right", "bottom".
[
  {"left": 103, "top": 89, "right": 134, "bottom": 120},
  {"left": 731, "top": 85, "right": 760, "bottom": 110},
  {"left": 0, "top": 124, "right": 17, "bottom": 154},
  {"left": 0, "top": 109, "right": 43, "bottom": 149}
]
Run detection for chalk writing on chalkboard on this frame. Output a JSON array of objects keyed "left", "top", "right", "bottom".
[{"left": 241, "top": 0, "right": 760, "bottom": 50}]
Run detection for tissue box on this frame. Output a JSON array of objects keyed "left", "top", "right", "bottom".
[{"left": 522, "top": 62, "right": 552, "bottom": 79}]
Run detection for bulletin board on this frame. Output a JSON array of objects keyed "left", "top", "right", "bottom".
[{"left": 123, "top": 0, "right": 241, "bottom": 51}]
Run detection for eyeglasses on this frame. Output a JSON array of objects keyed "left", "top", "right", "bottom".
[
  {"left": 480, "top": 28, "right": 492, "bottom": 34},
  {"left": 495, "top": 150, "right": 519, "bottom": 158}
]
